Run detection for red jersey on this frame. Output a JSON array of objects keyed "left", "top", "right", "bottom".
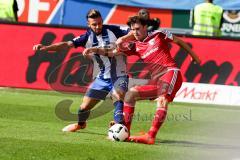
[{"left": 124, "top": 30, "right": 178, "bottom": 77}]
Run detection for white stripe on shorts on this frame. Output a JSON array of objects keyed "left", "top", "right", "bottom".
[{"left": 167, "top": 70, "right": 178, "bottom": 95}]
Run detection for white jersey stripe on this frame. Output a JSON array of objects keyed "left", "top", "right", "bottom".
[{"left": 73, "top": 25, "right": 128, "bottom": 79}]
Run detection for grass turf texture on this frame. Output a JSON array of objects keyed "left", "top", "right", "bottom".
[{"left": 0, "top": 87, "right": 240, "bottom": 160}]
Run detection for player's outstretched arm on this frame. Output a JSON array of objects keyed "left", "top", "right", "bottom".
[
  {"left": 33, "top": 41, "right": 74, "bottom": 51},
  {"left": 173, "top": 35, "right": 201, "bottom": 64},
  {"left": 115, "top": 32, "right": 135, "bottom": 49},
  {"left": 83, "top": 47, "right": 120, "bottom": 57}
]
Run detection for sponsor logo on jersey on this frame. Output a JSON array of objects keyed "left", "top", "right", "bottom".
[
  {"left": 136, "top": 47, "right": 140, "bottom": 52},
  {"left": 148, "top": 39, "right": 155, "bottom": 45},
  {"left": 141, "top": 47, "right": 159, "bottom": 59}
]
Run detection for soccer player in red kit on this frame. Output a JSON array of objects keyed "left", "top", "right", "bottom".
[{"left": 83, "top": 15, "right": 201, "bottom": 144}]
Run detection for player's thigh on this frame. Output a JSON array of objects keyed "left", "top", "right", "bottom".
[
  {"left": 159, "top": 70, "right": 183, "bottom": 102},
  {"left": 133, "top": 70, "right": 183, "bottom": 101},
  {"left": 112, "top": 88, "right": 126, "bottom": 102},
  {"left": 85, "top": 78, "right": 111, "bottom": 101},
  {"left": 133, "top": 85, "right": 159, "bottom": 100},
  {"left": 124, "top": 87, "right": 140, "bottom": 103}
]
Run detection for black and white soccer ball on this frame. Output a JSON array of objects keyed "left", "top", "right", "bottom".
[{"left": 108, "top": 124, "right": 129, "bottom": 141}]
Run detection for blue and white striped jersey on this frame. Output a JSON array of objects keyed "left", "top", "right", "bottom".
[{"left": 72, "top": 25, "right": 129, "bottom": 79}]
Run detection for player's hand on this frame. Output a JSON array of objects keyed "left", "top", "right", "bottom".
[
  {"left": 33, "top": 44, "right": 46, "bottom": 51},
  {"left": 82, "top": 48, "right": 92, "bottom": 57},
  {"left": 116, "top": 41, "right": 135, "bottom": 52},
  {"left": 115, "top": 38, "right": 128, "bottom": 51},
  {"left": 191, "top": 56, "right": 201, "bottom": 64},
  {"left": 115, "top": 38, "right": 124, "bottom": 48}
]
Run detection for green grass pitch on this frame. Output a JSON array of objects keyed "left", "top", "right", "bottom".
[{"left": 0, "top": 87, "right": 240, "bottom": 160}]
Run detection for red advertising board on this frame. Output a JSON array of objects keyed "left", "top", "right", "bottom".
[
  {"left": 170, "top": 37, "right": 240, "bottom": 86},
  {"left": 0, "top": 23, "right": 240, "bottom": 93},
  {"left": 0, "top": 23, "right": 87, "bottom": 92}
]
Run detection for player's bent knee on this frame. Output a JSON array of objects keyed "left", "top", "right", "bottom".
[
  {"left": 125, "top": 88, "right": 139, "bottom": 103},
  {"left": 130, "top": 87, "right": 139, "bottom": 97},
  {"left": 112, "top": 91, "right": 125, "bottom": 101}
]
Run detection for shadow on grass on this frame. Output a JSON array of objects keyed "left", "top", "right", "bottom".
[
  {"left": 77, "top": 130, "right": 107, "bottom": 136},
  {"left": 158, "top": 139, "right": 240, "bottom": 150},
  {"left": 69, "top": 130, "right": 240, "bottom": 151}
]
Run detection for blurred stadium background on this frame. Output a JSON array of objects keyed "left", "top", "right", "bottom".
[{"left": 0, "top": 0, "right": 240, "bottom": 160}]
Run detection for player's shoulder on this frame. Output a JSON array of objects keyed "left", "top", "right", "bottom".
[
  {"left": 147, "top": 30, "right": 162, "bottom": 38},
  {"left": 160, "top": 29, "right": 173, "bottom": 36},
  {"left": 149, "top": 29, "right": 173, "bottom": 40},
  {"left": 158, "top": 29, "right": 172, "bottom": 35},
  {"left": 71, "top": 29, "right": 92, "bottom": 47},
  {"left": 148, "top": 30, "right": 159, "bottom": 36},
  {"left": 72, "top": 29, "right": 91, "bottom": 40}
]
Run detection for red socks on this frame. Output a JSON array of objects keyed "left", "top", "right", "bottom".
[
  {"left": 123, "top": 101, "right": 167, "bottom": 140},
  {"left": 148, "top": 107, "right": 167, "bottom": 138},
  {"left": 123, "top": 103, "right": 135, "bottom": 131}
]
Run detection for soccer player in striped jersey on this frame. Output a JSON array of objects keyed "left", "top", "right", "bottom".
[
  {"left": 83, "top": 15, "right": 201, "bottom": 144},
  {"left": 33, "top": 9, "right": 131, "bottom": 132}
]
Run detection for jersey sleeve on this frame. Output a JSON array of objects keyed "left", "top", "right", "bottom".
[
  {"left": 158, "top": 29, "right": 173, "bottom": 42},
  {"left": 107, "top": 25, "right": 130, "bottom": 38},
  {"left": 71, "top": 31, "right": 90, "bottom": 48}
]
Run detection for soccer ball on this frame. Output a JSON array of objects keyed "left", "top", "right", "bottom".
[{"left": 108, "top": 124, "right": 129, "bottom": 141}]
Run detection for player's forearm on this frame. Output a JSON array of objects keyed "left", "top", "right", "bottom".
[
  {"left": 43, "top": 42, "right": 72, "bottom": 51},
  {"left": 94, "top": 47, "right": 118, "bottom": 57},
  {"left": 116, "top": 32, "right": 135, "bottom": 46},
  {"left": 184, "top": 45, "right": 200, "bottom": 63},
  {"left": 174, "top": 36, "right": 201, "bottom": 64},
  {"left": 83, "top": 46, "right": 121, "bottom": 57},
  {"left": 180, "top": 42, "right": 200, "bottom": 63},
  {"left": 33, "top": 41, "right": 73, "bottom": 52},
  {"left": 120, "top": 32, "right": 135, "bottom": 42}
]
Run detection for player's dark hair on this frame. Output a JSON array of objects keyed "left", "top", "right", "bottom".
[
  {"left": 138, "top": 9, "right": 150, "bottom": 20},
  {"left": 127, "top": 15, "right": 147, "bottom": 27},
  {"left": 86, "top": 9, "right": 102, "bottom": 19},
  {"left": 206, "top": 0, "right": 213, "bottom": 3}
]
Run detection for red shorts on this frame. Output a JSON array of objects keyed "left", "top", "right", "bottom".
[{"left": 134, "top": 69, "right": 182, "bottom": 102}]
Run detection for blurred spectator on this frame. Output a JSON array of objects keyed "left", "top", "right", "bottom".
[
  {"left": 189, "top": 0, "right": 223, "bottom": 36},
  {"left": 0, "top": 0, "right": 18, "bottom": 22},
  {"left": 221, "top": 10, "right": 240, "bottom": 37},
  {"left": 138, "top": 9, "right": 160, "bottom": 32}
]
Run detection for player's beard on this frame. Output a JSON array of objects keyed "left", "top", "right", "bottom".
[{"left": 95, "top": 29, "right": 102, "bottom": 35}]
